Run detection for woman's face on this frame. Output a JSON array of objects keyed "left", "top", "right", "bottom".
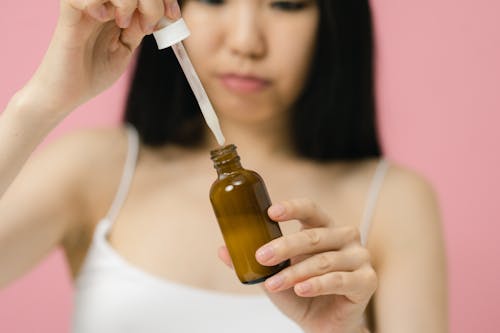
[{"left": 182, "top": 0, "right": 319, "bottom": 124}]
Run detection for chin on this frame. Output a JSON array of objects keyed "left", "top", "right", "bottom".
[
  {"left": 215, "top": 102, "right": 281, "bottom": 125},
  {"left": 210, "top": 89, "right": 283, "bottom": 121}
]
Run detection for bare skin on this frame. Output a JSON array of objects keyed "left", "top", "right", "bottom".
[{"left": 0, "top": 123, "right": 447, "bottom": 332}]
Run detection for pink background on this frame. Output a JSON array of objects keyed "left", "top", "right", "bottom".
[{"left": 1, "top": 1, "right": 499, "bottom": 332}]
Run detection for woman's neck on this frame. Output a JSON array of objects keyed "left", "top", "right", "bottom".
[{"left": 204, "top": 114, "right": 294, "bottom": 166}]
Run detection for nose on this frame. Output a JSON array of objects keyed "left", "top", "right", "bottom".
[{"left": 226, "top": 7, "right": 266, "bottom": 60}]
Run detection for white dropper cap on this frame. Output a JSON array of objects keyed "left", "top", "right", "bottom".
[{"left": 152, "top": 18, "right": 191, "bottom": 49}]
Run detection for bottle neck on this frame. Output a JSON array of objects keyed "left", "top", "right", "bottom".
[
  {"left": 210, "top": 144, "right": 243, "bottom": 176},
  {"left": 215, "top": 159, "right": 243, "bottom": 176}
]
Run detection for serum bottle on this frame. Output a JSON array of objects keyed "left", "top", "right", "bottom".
[{"left": 209, "top": 145, "right": 290, "bottom": 284}]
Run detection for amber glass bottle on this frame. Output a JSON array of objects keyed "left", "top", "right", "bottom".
[{"left": 209, "top": 144, "right": 290, "bottom": 284}]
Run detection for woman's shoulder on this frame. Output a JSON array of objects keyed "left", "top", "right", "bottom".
[
  {"left": 48, "top": 125, "right": 129, "bottom": 159},
  {"left": 381, "top": 161, "right": 439, "bottom": 216},
  {"left": 368, "top": 160, "right": 442, "bottom": 267},
  {"left": 39, "top": 125, "right": 132, "bottom": 220},
  {"left": 43, "top": 125, "right": 131, "bottom": 177},
  {"left": 339, "top": 157, "right": 437, "bottom": 208}
]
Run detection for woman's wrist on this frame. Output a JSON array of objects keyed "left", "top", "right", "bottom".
[{"left": 9, "top": 82, "right": 73, "bottom": 127}]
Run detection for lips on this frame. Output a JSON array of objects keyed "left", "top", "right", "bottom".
[{"left": 219, "top": 74, "right": 271, "bottom": 93}]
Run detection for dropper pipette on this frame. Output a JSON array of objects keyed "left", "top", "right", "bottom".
[{"left": 153, "top": 18, "right": 226, "bottom": 146}]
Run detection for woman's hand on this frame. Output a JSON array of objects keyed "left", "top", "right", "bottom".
[
  {"left": 20, "top": 0, "right": 180, "bottom": 118},
  {"left": 219, "top": 198, "right": 377, "bottom": 333}
]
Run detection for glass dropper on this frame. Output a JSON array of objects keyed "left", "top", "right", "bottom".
[{"left": 153, "top": 18, "right": 226, "bottom": 146}]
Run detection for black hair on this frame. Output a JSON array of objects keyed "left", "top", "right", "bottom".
[{"left": 124, "top": 0, "right": 381, "bottom": 161}]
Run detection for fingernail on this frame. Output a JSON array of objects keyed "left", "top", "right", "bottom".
[
  {"left": 169, "top": 2, "right": 181, "bottom": 19},
  {"left": 256, "top": 245, "right": 274, "bottom": 263},
  {"left": 296, "top": 282, "right": 312, "bottom": 295},
  {"left": 268, "top": 204, "right": 285, "bottom": 218},
  {"left": 266, "top": 275, "right": 284, "bottom": 290}
]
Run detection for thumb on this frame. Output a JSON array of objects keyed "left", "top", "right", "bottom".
[{"left": 119, "top": 12, "right": 147, "bottom": 52}]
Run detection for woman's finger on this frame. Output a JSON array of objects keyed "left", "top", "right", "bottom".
[
  {"left": 256, "top": 226, "right": 361, "bottom": 266},
  {"left": 137, "top": 0, "right": 165, "bottom": 33},
  {"left": 217, "top": 245, "right": 234, "bottom": 269},
  {"left": 85, "top": 1, "right": 115, "bottom": 22},
  {"left": 66, "top": 0, "right": 87, "bottom": 11},
  {"left": 263, "top": 246, "right": 371, "bottom": 292},
  {"left": 163, "top": 0, "right": 181, "bottom": 20},
  {"left": 293, "top": 266, "right": 378, "bottom": 303},
  {"left": 109, "top": 0, "right": 138, "bottom": 28},
  {"left": 268, "top": 198, "right": 332, "bottom": 228},
  {"left": 119, "top": 11, "right": 145, "bottom": 51}
]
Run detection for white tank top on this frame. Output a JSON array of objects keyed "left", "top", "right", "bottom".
[{"left": 72, "top": 126, "right": 389, "bottom": 333}]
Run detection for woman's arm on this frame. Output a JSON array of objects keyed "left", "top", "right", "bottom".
[
  {"left": 0, "top": 126, "right": 130, "bottom": 288},
  {"left": 0, "top": 0, "right": 180, "bottom": 199},
  {"left": 371, "top": 167, "right": 448, "bottom": 332},
  {"left": 0, "top": 130, "right": 89, "bottom": 287},
  {"left": 0, "top": 0, "right": 180, "bottom": 286},
  {"left": 0, "top": 89, "right": 64, "bottom": 198}
]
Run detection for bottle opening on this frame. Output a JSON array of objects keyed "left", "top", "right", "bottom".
[{"left": 210, "top": 144, "right": 240, "bottom": 168}]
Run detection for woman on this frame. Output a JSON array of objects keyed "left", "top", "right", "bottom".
[{"left": 0, "top": 0, "right": 447, "bottom": 332}]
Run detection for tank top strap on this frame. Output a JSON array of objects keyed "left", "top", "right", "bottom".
[
  {"left": 104, "top": 124, "right": 140, "bottom": 224},
  {"left": 359, "top": 159, "right": 390, "bottom": 246}
]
